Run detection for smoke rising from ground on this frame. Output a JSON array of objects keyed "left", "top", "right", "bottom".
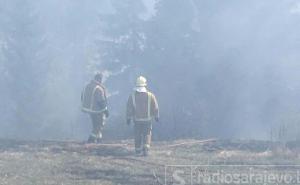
[{"left": 0, "top": 0, "right": 300, "bottom": 141}]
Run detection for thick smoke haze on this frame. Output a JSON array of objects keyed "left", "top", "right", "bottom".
[{"left": 0, "top": 0, "right": 300, "bottom": 141}]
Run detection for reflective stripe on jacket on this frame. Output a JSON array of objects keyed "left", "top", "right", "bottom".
[
  {"left": 81, "top": 80, "right": 107, "bottom": 114},
  {"left": 127, "top": 91, "right": 159, "bottom": 122}
]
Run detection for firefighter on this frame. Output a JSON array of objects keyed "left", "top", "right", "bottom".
[
  {"left": 81, "top": 72, "right": 109, "bottom": 143},
  {"left": 126, "top": 76, "right": 159, "bottom": 156}
]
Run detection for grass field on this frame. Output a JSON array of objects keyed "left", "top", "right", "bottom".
[{"left": 0, "top": 139, "right": 299, "bottom": 185}]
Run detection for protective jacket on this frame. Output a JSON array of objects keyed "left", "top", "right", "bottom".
[
  {"left": 127, "top": 91, "right": 159, "bottom": 122},
  {"left": 81, "top": 80, "right": 107, "bottom": 114}
]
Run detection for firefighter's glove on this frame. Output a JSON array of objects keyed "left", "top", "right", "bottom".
[
  {"left": 127, "top": 119, "right": 131, "bottom": 125},
  {"left": 104, "top": 110, "right": 109, "bottom": 118}
]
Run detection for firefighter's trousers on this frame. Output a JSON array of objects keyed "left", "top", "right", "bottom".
[
  {"left": 89, "top": 113, "right": 105, "bottom": 140},
  {"left": 134, "top": 121, "right": 152, "bottom": 153}
]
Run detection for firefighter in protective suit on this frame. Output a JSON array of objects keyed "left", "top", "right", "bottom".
[
  {"left": 127, "top": 76, "right": 159, "bottom": 156},
  {"left": 81, "top": 72, "right": 109, "bottom": 143}
]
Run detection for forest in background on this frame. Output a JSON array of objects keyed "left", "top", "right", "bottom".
[{"left": 0, "top": 0, "right": 300, "bottom": 141}]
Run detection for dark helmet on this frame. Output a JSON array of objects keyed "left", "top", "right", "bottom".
[{"left": 94, "top": 72, "right": 103, "bottom": 82}]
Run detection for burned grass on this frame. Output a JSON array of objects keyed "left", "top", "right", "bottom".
[{"left": 0, "top": 139, "right": 299, "bottom": 184}]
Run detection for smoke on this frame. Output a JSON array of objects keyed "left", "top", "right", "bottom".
[{"left": 0, "top": 0, "right": 299, "bottom": 141}]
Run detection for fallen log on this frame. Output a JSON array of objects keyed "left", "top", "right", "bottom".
[{"left": 163, "top": 138, "right": 217, "bottom": 148}]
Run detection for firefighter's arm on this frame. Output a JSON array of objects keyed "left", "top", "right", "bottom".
[
  {"left": 81, "top": 86, "right": 86, "bottom": 103},
  {"left": 95, "top": 88, "right": 107, "bottom": 108},
  {"left": 126, "top": 95, "right": 134, "bottom": 125},
  {"left": 151, "top": 94, "right": 159, "bottom": 122},
  {"left": 97, "top": 88, "right": 109, "bottom": 117}
]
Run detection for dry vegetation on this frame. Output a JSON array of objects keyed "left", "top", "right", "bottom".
[{"left": 0, "top": 139, "right": 299, "bottom": 185}]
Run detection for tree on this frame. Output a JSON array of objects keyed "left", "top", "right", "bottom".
[
  {"left": 92, "top": 0, "right": 147, "bottom": 112},
  {"left": 142, "top": 0, "right": 203, "bottom": 139},
  {"left": 93, "top": 0, "right": 204, "bottom": 139},
  {"left": 2, "top": 0, "right": 49, "bottom": 138}
]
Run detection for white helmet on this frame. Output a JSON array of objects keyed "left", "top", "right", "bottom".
[{"left": 136, "top": 76, "right": 147, "bottom": 87}]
